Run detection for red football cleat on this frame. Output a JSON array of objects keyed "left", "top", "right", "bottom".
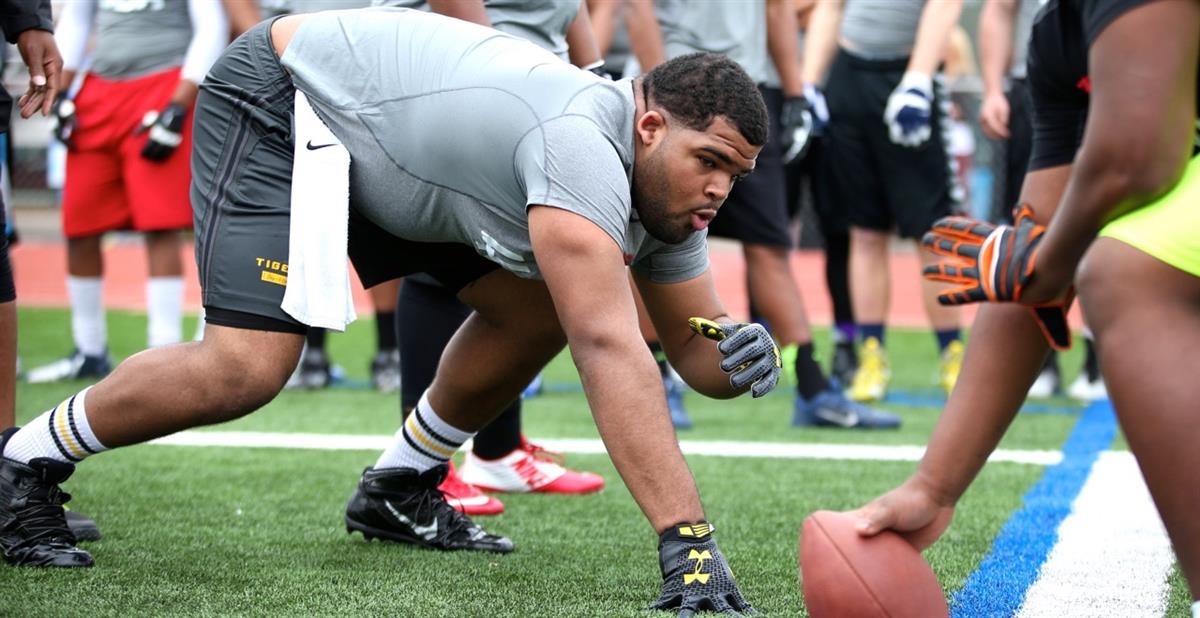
[
  {"left": 460, "top": 438, "right": 605, "bottom": 494},
  {"left": 438, "top": 461, "right": 504, "bottom": 516}
]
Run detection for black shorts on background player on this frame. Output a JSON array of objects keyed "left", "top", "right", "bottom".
[{"left": 822, "top": 50, "right": 960, "bottom": 238}]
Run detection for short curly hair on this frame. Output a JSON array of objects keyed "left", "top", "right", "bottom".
[{"left": 642, "top": 52, "right": 768, "bottom": 147}]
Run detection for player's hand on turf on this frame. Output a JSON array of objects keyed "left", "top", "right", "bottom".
[
  {"left": 921, "top": 204, "right": 1074, "bottom": 350},
  {"left": 851, "top": 477, "right": 955, "bottom": 551},
  {"left": 688, "top": 317, "right": 780, "bottom": 398},
  {"left": 137, "top": 102, "right": 188, "bottom": 161},
  {"left": 884, "top": 71, "right": 933, "bottom": 147},
  {"left": 50, "top": 95, "right": 77, "bottom": 148},
  {"left": 651, "top": 522, "right": 756, "bottom": 617},
  {"left": 780, "top": 95, "right": 815, "bottom": 165}
]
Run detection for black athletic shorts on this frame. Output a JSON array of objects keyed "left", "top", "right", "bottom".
[
  {"left": 191, "top": 20, "right": 498, "bottom": 334},
  {"left": 708, "top": 86, "right": 793, "bottom": 248},
  {"left": 822, "top": 49, "right": 962, "bottom": 239}
]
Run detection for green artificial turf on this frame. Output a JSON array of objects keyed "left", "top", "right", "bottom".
[{"left": 4, "top": 307, "right": 1180, "bottom": 616}]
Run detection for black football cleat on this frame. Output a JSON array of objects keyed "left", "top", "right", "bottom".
[
  {"left": 345, "top": 464, "right": 514, "bottom": 553},
  {"left": 0, "top": 429, "right": 93, "bottom": 567},
  {"left": 64, "top": 509, "right": 101, "bottom": 542}
]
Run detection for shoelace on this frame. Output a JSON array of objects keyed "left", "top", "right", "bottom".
[
  {"left": 394, "top": 483, "right": 481, "bottom": 543},
  {"left": 521, "top": 440, "right": 564, "bottom": 466},
  {"left": 10, "top": 483, "right": 75, "bottom": 549}
]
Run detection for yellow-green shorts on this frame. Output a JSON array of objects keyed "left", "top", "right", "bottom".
[{"left": 1099, "top": 154, "right": 1200, "bottom": 277}]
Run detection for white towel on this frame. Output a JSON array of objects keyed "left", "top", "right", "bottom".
[{"left": 280, "top": 91, "right": 357, "bottom": 331}]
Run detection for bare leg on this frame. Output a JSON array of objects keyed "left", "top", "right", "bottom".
[
  {"left": 428, "top": 270, "right": 567, "bottom": 432},
  {"left": 1077, "top": 238, "right": 1200, "bottom": 596},
  {"left": 0, "top": 301, "right": 13, "bottom": 428},
  {"left": 144, "top": 230, "right": 183, "bottom": 277},
  {"left": 66, "top": 235, "right": 102, "bottom": 278},
  {"left": 86, "top": 324, "right": 303, "bottom": 446},
  {"left": 743, "top": 243, "right": 813, "bottom": 345},
  {"left": 850, "top": 227, "right": 890, "bottom": 325}
]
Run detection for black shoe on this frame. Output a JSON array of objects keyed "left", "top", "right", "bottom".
[
  {"left": 0, "top": 429, "right": 93, "bottom": 567},
  {"left": 285, "top": 347, "right": 332, "bottom": 390},
  {"left": 345, "top": 464, "right": 514, "bottom": 553},
  {"left": 369, "top": 349, "right": 401, "bottom": 393},
  {"left": 831, "top": 341, "right": 858, "bottom": 386},
  {"left": 64, "top": 509, "right": 101, "bottom": 542}
]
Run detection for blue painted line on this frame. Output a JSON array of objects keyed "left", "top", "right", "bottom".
[{"left": 949, "top": 400, "right": 1117, "bottom": 617}]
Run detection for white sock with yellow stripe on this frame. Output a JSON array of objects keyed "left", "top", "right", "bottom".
[
  {"left": 375, "top": 390, "right": 472, "bottom": 472},
  {"left": 3, "top": 387, "right": 109, "bottom": 464}
]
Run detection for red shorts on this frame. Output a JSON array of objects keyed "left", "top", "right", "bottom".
[{"left": 62, "top": 67, "right": 194, "bottom": 238}]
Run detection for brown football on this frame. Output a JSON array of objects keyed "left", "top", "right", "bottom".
[{"left": 799, "top": 510, "right": 948, "bottom": 618}]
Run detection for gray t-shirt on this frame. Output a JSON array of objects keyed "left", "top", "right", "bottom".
[
  {"left": 92, "top": 0, "right": 192, "bottom": 79},
  {"left": 655, "top": 0, "right": 770, "bottom": 85},
  {"left": 372, "top": 0, "right": 579, "bottom": 61},
  {"left": 839, "top": 0, "right": 926, "bottom": 60},
  {"left": 280, "top": 8, "right": 709, "bottom": 283},
  {"left": 260, "top": 0, "right": 372, "bottom": 17}
]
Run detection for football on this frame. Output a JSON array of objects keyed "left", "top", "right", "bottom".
[{"left": 799, "top": 510, "right": 948, "bottom": 618}]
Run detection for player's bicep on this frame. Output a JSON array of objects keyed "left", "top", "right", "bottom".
[{"left": 528, "top": 205, "right": 638, "bottom": 344}]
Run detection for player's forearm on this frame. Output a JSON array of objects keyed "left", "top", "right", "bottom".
[
  {"left": 766, "top": 0, "right": 803, "bottom": 96},
  {"left": 428, "top": 0, "right": 491, "bottom": 27},
  {"left": 572, "top": 334, "right": 705, "bottom": 532},
  {"left": 978, "top": 0, "right": 1015, "bottom": 97},
  {"left": 566, "top": 1, "right": 603, "bottom": 69},
  {"left": 624, "top": 0, "right": 664, "bottom": 72},
  {"left": 586, "top": 0, "right": 618, "bottom": 56},
  {"left": 905, "top": 0, "right": 962, "bottom": 77},
  {"left": 915, "top": 303, "right": 1049, "bottom": 504},
  {"left": 221, "top": 0, "right": 261, "bottom": 38},
  {"left": 666, "top": 317, "right": 746, "bottom": 399},
  {"left": 170, "top": 80, "right": 199, "bottom": 107},
  {"left": 800, "top": 0, "right": 841, "bottom": 86}
]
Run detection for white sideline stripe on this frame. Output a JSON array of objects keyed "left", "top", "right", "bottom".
[
  {"left": 148, "top": 431, "right": 1062, "bottom": 465},
  {"left": 1016, "top": 451, "right": 1173, "bottom": 618}
]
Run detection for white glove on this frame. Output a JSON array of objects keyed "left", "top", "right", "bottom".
[{"left": 884, "top": 71, "right": 934, "bottom": 148}]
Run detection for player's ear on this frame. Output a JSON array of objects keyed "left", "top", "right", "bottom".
[{"left": 635, "top": 110, "right": 667, "bottom": 148}]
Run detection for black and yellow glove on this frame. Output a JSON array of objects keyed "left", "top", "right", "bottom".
[
  {"left": 688, "top": 318, "right": 780, "bottom": 398},
  {"left": 650, "top": 522, "right": 756, "bottom": 617}
]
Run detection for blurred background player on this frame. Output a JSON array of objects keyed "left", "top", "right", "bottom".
[
  {"left": 0, "top": 0, "right": 101, "bottom": 544},
  {"left": 223, "top": 0, "right": 402, "bottom": 394},
  {"left": 978, "top": 0, "right": 1105, "bottom": 401},
  {"left": 801, "top": 0, "right": 965, "bottom": 402},
  {"left": 372, "top": 0, "right": 607, "bottom": 514},
  {"left": 645, "top": 0, "right": 899, "bottom": 428},
  {"left": 24, "top": 0, "right": 227, "bottom": 384}
]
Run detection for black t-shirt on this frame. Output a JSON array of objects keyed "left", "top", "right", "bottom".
[{"left": 1026, "top": 0, "right": 1200, "bottom": 171}]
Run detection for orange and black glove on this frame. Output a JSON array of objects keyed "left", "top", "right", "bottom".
[{"left": 921, "top": 204, "right": 1073, "bottom": 350}]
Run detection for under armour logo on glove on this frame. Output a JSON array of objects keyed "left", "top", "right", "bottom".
[
  {"left": 780, "top": 96, "right": 814, "bottom": 165},
  {"left": 884, "top": 72, "right": 934, "bottom": 148},
  {"left": 136, "top": 102, "right": 188, "bottom": 161},
  {"left": 688, "top": 317, "right": 781, "bottom": 398}
]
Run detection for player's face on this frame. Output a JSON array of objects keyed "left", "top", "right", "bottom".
[{"left": 633, "top": 115, "right": 759, "bottom": 244}]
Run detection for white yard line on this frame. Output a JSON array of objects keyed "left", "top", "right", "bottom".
[
  {"left": 1016, "top": 451, "right": 1174, "bottom": 618},
  {"left": 148, "top": 430, "right": 1062, "bottom": 465}
]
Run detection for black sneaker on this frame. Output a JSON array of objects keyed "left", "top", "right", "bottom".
[
  {"left": 285, "top": 347, "right": 332, "bottom": 390},
  {"left": 0, "top": 429, "right": 93, "bottom": 567},
  {"left": 25, "top": 349, "right": 112, "bottom": 384},
  {"left": 345, "top": 464, "right": 514, "bottom": 553},
  {"left": 830, "top": 341, "right": 858, "bottom": 386},
  {"left": 64, "top": 509, "right": 101, "bottom": 542},
  {"left": 369, "top": 349, "right": 401, "bottom": 393}
]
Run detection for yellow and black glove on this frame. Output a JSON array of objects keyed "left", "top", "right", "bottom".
[
  {"left": 650, "top": 522, "right": 756, "bottom": 617},
  {"left": 921, "top": 204, "right": 1073, "bottom": 350},
  {"left": 688, "top": 318, "right": 781, "bottom": 398}
]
